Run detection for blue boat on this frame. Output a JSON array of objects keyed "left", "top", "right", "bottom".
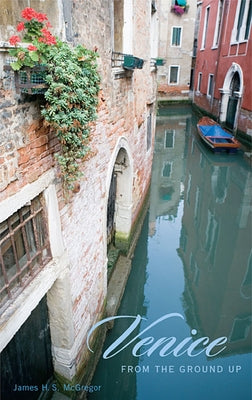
[{"left": 197, "top": 117, "right": 240, "bottom": 153}]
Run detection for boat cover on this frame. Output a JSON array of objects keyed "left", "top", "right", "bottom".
[{"left": 199, "top": 125, "right": 233, "bottom": 138}]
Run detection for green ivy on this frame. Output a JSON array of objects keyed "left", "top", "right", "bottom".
[{"left": 41, "top": 41, "right": 100, "bottom": 191}]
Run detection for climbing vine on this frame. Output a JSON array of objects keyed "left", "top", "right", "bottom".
[{"left": 41, "top": 42, "right": 100, "bottom": 190}]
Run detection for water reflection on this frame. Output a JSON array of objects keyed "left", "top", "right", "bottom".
[
  {"left": 89, "top": 106, "right": 251, "bottom": 400},
  {"left": 179, "top": 127, "right": 252, "bottom": 357},
  {"left": 149, "top": 110, "right": 189, "bottom": 232}
]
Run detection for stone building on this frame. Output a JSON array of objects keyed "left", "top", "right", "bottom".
[
  {"left": 157, "top": 0, "right": 197, "bottom": 100},
  {"left": 0, "top": 0, "right": 158, "bottom": 396},
  {"left": 193, "top": 0, "right": 252, "bottom": 140}
]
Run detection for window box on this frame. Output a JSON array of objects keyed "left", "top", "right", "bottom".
[
  {"left": 123, "top": 55, "right": 144, "bottom": 70},
  {"left": 134, "top": 57, "right": 144, "bottom": 69},
  {"left": 4, "top": 64, "right": 48, "bottom": 94},
  {"left": 155, "top": 58, "right": 165, "bottom": 66},
  {"left": 123, "top": 55, "right": 135, "bottom": 70}
]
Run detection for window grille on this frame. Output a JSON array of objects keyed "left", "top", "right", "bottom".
[{"left": 0, "top": 196, "right": 51, "bottom": 308}]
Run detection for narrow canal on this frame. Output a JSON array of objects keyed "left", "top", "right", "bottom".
[{"left": 89, "top": 105, "right": 252, "bottom": 400}]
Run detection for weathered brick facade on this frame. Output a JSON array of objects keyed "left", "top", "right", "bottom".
[
  {"left": 0, "top": 0, "right": 158, "bottom": 391},
  {"left": 193, "top": 0, "right": 252, "bottom": 139}
]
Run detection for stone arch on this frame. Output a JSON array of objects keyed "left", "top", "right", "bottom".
[
  {"left": 219, "top": 63, "right": 243, "bottom": 131},
  {"left": 106, "top": 137, "right": 133, "bottom": 247}
]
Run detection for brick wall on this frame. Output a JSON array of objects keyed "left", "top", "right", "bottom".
[
  {"left": 0, "top": 90, "right": 59, "bottom": 198},
  {"left": 0, "top": 0, "right": 157, "bottom": 383}
]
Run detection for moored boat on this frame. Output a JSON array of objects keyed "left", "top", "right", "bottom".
[{"left": 197, "top": 117, "right": 240, "bottom": 153}]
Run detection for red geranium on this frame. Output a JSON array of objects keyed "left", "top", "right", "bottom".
[
  {"left": 9, "top": 35, "right": 21, "bottom": 46},
  {"left": 39, "top": 28, "right": 57, "bottom": 45},
  {"left": 17, "top": 22, "right": 25, "bottom": 32},
  {"left": 36, "top": 13, "right": 48, "bottom": 23},
  {"left": 21, "top": 7, "right": 37, "bottom": 21},
  {"left": 8, "top": 7, "right": 58, "bottom": 70}
]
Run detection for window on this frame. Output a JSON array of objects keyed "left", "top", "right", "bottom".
[
  {"left": 0, "top": 195, "right": 51, "bottom": 307},
  {"left": 113, "top": 0, "right": 133, "bottom": 54},
  {"left": 236, "top": 0, "right": 246, "bottom": 40},
  {"left": 197, "top": 72, "right": 202, "bottom": 92},
  {"left": 194, "top": 186, "right": 201, "bottom": 228},
  {"left": 201, "top": 6, "right": 210, "bottom": 49},
  {"left": 207, "top": 74, "right": 214, "bottom": 97},
  {"left": 205, "top": 210, "right": 219, "bottom": 265},
  {"left": 186, "top": 174, "right": 191, "bottom": 205},
  {"left": 165, "top": 129, "right": 175, "bottom": 148},
  {"left": 232, "top": 0, "right": 252, "bottom": 42},
  {"left": 245, "top": 1, "right": 252, "bottom": 39},
  {"left": 213, "top": 0, "right": 224, "bottom": 47},
  {"left": 113, "top": 0, "right": 124, "bottom": 52},
  {"left": 169, "top": 65, "right": 179, "bottom": 84},
  {"left": 151, "top": 0, "right": 159, "bottom": 58},
  {"left": 162, "top": 162, "right": 172, "bottom": 178},
  {"left": 171, "top": 27, "right": 182, "bottom": 46}
]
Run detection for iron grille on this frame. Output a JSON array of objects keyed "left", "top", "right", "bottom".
[{"left": 0, "top": 195, "right": 52, "bottom": 309}]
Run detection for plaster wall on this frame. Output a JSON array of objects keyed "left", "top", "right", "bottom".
[{"left": 157, "top": 0, "right": 197, "bottom": 99}]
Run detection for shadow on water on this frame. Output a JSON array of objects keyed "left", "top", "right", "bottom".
[{"left": 89, "top": 105, "right": 252, "bottom": 400}]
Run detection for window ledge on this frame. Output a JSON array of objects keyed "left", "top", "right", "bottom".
[{"left": 112, "top": 67, "right": 133, "bottom": 80}]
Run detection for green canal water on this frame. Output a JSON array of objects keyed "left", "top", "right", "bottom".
[{"left": 89, "top": 105, "right": 252, "bottom": 400}]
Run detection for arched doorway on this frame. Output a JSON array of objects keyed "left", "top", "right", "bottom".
[
  {"left": 106, "top": 139, "right": 133, "bottom": 248},
  {"left": 219, "top": 63, "right": 243, "bottom": 131},
  {"left": 226, "top": 72, "right": 240, "bottom": 129}
]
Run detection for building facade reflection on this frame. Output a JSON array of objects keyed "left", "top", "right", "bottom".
[
  {"left": 178, "top": 134, "right": 252, "bottom": 357},
  {"left": 149, "top": 107, "right": 191, "bottom": 235}
]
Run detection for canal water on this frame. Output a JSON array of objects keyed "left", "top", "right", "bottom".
[{"left": 89, "top": 105, "right": 252, "bottom": 400}]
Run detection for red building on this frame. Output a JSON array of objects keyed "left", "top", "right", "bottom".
[{"left": 193, "top": 0, "right": 252, "bottom": 141}]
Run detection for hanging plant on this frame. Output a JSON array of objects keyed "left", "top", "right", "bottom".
[
  {"left": 8, "top": 8, "right": 100, "bottom": 191},
  {"left": 41, "top": 42, "right": 100, "bottom": 191}
]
